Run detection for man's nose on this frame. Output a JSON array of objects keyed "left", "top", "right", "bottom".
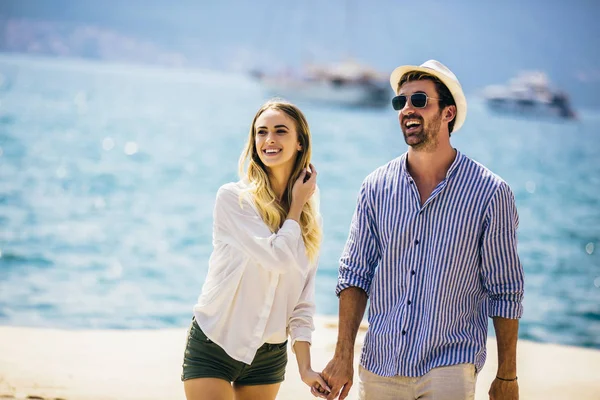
[{"left": 400, "top": 100, "right": 415, "bottom": 114}]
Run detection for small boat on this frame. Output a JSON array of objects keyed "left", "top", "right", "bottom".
[
  {"left": 251, "top": 60, "right": 390, "bottom": 108},
  {"left": 482, "top": 71, "right": 576, "bottom": 119}
]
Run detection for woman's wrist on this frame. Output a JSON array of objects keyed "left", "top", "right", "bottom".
[
  {"left": 288, "top": 201, "right": 303, "bottom": 222},
  {"left": 299, "top": 365, "right": 312, "bottom": 374}
]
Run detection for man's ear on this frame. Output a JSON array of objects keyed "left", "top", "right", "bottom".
[{"left": 445, "top": 105, "right": 457, "bottom": 122}]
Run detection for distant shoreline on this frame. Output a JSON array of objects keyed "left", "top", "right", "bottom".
[{"left": 0, "top": 51, "right": 244, "bottom": 80}]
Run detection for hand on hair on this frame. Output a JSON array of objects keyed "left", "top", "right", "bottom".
[{"left": 292, "top": 163, "right": 317, "bottom": 208}]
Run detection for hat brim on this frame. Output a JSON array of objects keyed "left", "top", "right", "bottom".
[{"left": 389, "top": 65, "right": 467, "bottom": 133}]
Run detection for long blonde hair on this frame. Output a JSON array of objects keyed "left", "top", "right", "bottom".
[{"left": 238, "top": 99, "right": 322, "bottom": 263}]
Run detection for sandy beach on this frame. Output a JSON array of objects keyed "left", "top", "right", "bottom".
[{"left": 0, "top": 316, "right": 599, "bottom": 400}]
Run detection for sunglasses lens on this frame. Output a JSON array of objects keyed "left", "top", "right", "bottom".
[
  {"left": 392, "top": 95, "right": 407, "bottom": 110},
  {"left": 411, "top": 93, "right": 428, "bottom": 108}
]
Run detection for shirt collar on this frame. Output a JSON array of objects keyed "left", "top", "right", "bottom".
[{"left": 401, "top": 149, "right": 464, "bottom": 182}]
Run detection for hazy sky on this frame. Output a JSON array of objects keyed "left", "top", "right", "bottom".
[{"left": 2, "top": 0, "right": 600, "bottom": 107}]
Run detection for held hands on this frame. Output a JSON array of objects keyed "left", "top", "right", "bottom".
[
  {"left": 489, "top": 377, "right": 519, "bottom": 400},
  {"left": 291, "top": 163, "right": 317, "bottom": 208},
  {"left": 320, "top": 356, "right": 354, "bottom": 400},
  {"left": 299, "top": 368, "right": 331, "bottom": 399}
]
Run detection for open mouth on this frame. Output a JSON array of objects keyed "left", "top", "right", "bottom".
[
  {"left": 404, "top": 119, "right": 422, "bottom": 133},
  {"left": 262, "top": 148, "right": 282, "bottom": 156}
]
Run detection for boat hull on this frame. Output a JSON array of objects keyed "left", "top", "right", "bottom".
[
  {"left": 261, "top": 79, "right": 389, "bottom": 108},
  {"left": 486, "top": 97, "right": 576, "bottom": 119}
]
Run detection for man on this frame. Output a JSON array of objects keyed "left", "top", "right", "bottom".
[{"left": 320, "top": 60, "right": 524, "bottom": 400}]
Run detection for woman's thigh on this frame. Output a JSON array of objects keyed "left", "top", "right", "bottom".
[
  {"left": 233, "top": 382, "right": 281, "bottom": 400},
  {"left": 184, "top": 377, "right": 234, "bottom": 400}
]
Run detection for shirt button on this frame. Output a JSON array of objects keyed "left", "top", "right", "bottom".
[
  {"left": 402, "top": 330, "right": 407, "bottom": 335},
  {"left": 411, "top": 270, "right": 416, "bottom": 275},
  {"left": 407, "top": 300, "right": 412, "bottom": 305},
  {"left": 414, "top": 239, "right": 419, "bottom": 245}
]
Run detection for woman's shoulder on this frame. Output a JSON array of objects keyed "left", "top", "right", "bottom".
[
  {"left": 216, "top": 180, "right": 254, "bottom": 208},
  {"left": 217, "top": 180, "right": 251, "bottom": 195}
]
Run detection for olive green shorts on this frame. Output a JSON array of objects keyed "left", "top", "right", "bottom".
[{"left": 181, "top": 318, "right": 288, "bottom": 385}]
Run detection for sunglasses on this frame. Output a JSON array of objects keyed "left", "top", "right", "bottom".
[{"left": 392, "top": 93, "right": 440, "bottom": 110}]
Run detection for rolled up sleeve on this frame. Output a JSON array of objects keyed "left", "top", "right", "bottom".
[
  {"left": 336, "top": 179, "right": 381, "bottom": 297},
  {"left": 288, "top": 264, "right": 316, "bottom": 350},
  {"left": 481, "top": 181, "right": 525, "bottom": 319}
]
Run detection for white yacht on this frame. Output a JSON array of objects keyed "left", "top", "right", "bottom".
[
  {"left": 483, "top": 71, "right": 576, "bottom": 119},
  {"left": 251, "top": 60, "right": 390, "bottom": 108}
]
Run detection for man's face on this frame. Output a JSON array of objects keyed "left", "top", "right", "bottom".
[{"left": 397, "top": 80, "right": 444, "bottom": 151}]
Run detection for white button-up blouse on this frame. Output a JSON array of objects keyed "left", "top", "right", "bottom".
[{"left": 193, "top": 180, "right": 320, "bottom": 364}]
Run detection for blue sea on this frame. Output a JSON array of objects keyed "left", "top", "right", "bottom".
[{"left": 0, "top": 54, "right": 599, "bottom": 349}]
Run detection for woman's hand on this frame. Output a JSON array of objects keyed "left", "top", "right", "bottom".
[
  {"left": 299, "top": 367, "right": 330, "bottom": 398},
  {"left": 291, "top": 163, "right": 317, "bottom": 208}
]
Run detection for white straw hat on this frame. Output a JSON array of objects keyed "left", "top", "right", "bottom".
[{"left": 389, "top": 60, "right": 467, "bottom": 132}]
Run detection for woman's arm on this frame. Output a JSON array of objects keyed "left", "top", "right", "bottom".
[
  {"left": 214, "top": 185, "right": 304, "bottom": 274},
  {"left": 293, "top": 340, "right": 330, "bottom": 397}
]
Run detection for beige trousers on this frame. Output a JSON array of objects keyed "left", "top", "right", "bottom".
[{"left": 358, "top": 363, "right": 477, "bottom": 400}]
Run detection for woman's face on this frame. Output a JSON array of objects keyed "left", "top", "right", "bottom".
[{"left": 254, "top": 108, "right": 302, "bottom": 174}]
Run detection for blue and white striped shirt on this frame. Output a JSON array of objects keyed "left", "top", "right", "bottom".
[{"left": 336, "top": 150, "right": 524, "bottom": 377}]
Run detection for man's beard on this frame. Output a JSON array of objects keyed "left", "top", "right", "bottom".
[{"left": 402, "top": 112, "right": 443, "bottom": 151}]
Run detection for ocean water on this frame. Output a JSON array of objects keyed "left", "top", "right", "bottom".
[{"left": 0, "top": 54, "right": 599, "bottom": 349}]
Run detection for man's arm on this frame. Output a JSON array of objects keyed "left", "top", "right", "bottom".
[
  {"left": 323, "top": 287, "right": 368, "bottom": 400},
  {"left": 481, "top": 182, "right": 524, "bottom": 400},
  {"left": 494, "top": 317, "right": 519, "bottom": 379},
  {"left": 324, "top": 178, "right": 380, "bottom": 400},
  {"left": 489, "top": 317, "right": 519, "bottom": 399},
  {"left": 335, "top": 287, "right": 368, "bottom": 363}
]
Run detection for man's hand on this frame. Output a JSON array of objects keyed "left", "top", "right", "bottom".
[
  {"left": 489, "top": 377, "right": 519, "bottom": 400},
  {"left": 322, "top": 287, "right": 368, "bottom": 399},
  {"left": 321, "top": 355, "right": 354, "bottom": 400}
]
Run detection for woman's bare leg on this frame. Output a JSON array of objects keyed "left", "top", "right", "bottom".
[
  {"left": 233, "top": 382, "right": 282, "bottom": 400},
  {"left": 184, "top": 377, "right": 234, "bottom": 400}
]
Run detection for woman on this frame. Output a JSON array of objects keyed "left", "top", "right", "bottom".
[{"left": 182, "top": 99, "right": 330, "bottom": 400}]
